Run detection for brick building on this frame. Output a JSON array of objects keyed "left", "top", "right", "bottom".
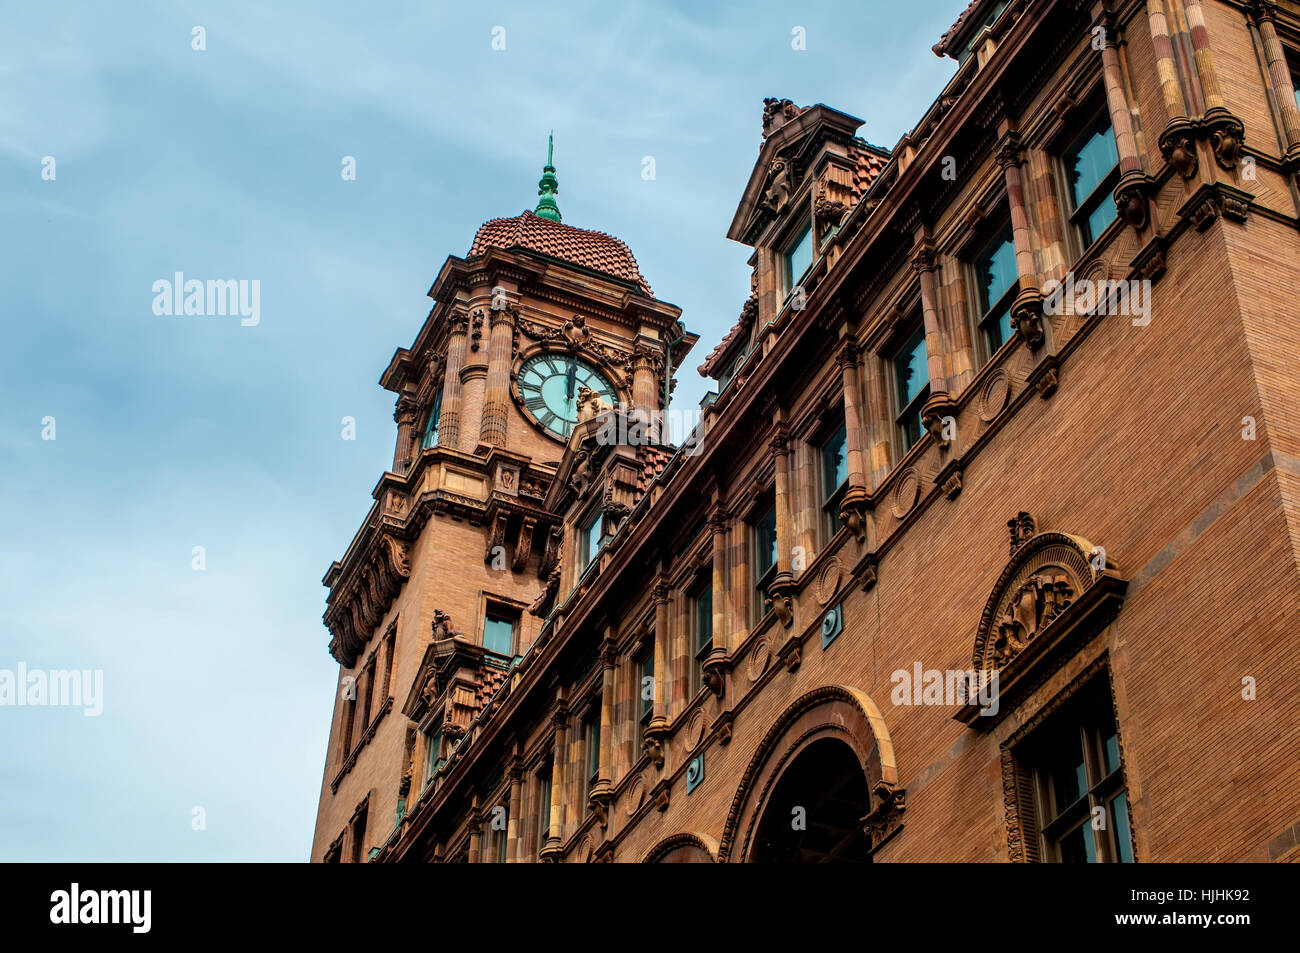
[{"left": 311, "top": 0, "right": 1300, "bottom": 863}]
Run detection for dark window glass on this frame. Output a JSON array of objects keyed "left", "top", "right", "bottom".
[
  {"left": 785, "top": 221, "right": 813, "bottom": 295},
  {"left": 755, "top": 506, "right": 777, "bottom": 580},
  {"left": 975, "top": 223, "right": 1017, "bottom": 355},
  {"left": 893, "top": 325, "right": 929, "bottom": 452},
  {"left": 821, "top": 423, "right": 848, "bottom": 534},
  {"left": 639, "top": 653, "right": 654, "bottom": 720},
  {"left": 421, "top": 391, "right": 443, "bottom": 449},
  {"left": 695, "top": 587, "right": 713, "bottom": 656},
  {"left": 1064, "top": 112, "right": 1120, "bottom": 248},
  {"left": 1019, "top": 680, "right": 1133, "bottom": 863},
  {"left": 580, "top": 508, "right": 602, "bottom": 571}
]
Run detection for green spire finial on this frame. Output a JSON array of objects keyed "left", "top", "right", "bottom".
[{"left": 535, "top": 132, "right": 561, "bottom": 222}]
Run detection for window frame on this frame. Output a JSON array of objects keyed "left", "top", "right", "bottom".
[
  {"left": 421, "top": 390, "right": 443, "bottom": 449},
  {"left": 752, "top": 503, "right": 778, "bottom": 619},
  {"left": 1060, "top": 105, "right": 1121, "bottom": 253},
  {"left": 1016, "top": 681, "right": 1133, "bottom": 864},
  {"left": 891, "top": 319, "right": 931, "bottom": 455},
  {"left": 781, "top": 216, "right": 815, "bottom": 301},
  {"left": 689, "top": 581, "right": 713, "bottom": 697},
  {"left": 481, "top": 609, "right": 517, "bottom": 657},
  {"left": 578, "top": 505, "right": 604, "bottom": 575},
  {"left": 969, "top": 217, "right": 1019, "bottom": 362},
  {"left": 637, "top": 648, "right": 655, "bottom": 724},
  {"left": 818, "top": 418, "right": 849, "bottom": 539}
]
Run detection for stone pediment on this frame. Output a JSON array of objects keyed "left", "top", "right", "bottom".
[{"left": 957, "top": 513, "right": 1127, "bottom": 727}]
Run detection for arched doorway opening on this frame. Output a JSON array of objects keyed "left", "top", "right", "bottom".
[{"left": 750, "top": 737, "right": 872, "bottom": 862}]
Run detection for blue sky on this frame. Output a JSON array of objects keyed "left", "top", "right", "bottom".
[{"left": 0, "top": 0, "right": 959, "bottom": 860}]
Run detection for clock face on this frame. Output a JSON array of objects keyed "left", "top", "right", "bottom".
[{"left": 517, "top": 354, "right": 616, "bottom": 437}]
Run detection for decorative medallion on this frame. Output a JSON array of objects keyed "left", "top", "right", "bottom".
[
  {"left": 891, "top": 467, "right": 921, "bottom": 519},
  {"left": 685, "top": 708, "right": 707, "bottom": 752},
  {"left": 747, "top": 638, "right": 771, "bottom": 681},
  {"left": 626, "top": 773, "right": 645, "bottom": 816},
  {"left": 979, "top": 370, "right": 1010, "bottom": 422},
  {"left": 814, "top": 556, "right": 842, "bottom": 606}
]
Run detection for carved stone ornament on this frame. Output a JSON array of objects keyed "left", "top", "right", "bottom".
[
  {"left": 967, "top": 522, "right": 1127, "bottom": 703},
  {"left": 761, "top": 97, "right": 802, "bottom": 138},
  {"left": 761, "top": 158, "right": 794, "bottom": 214},
  {"left": 1159, "top": 118, "right": 1199, "bottom": 179}
]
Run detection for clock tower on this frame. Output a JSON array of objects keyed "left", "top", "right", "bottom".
[{"left": 312, "top": 142, "right": 696, "bottom": 861}]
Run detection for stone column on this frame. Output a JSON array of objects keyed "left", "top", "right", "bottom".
[
  {"left": 837, "top": 341, "right": 870, "bottom": 540},
  {"left": 1183, "top": 0, "right": 1244, "bottom": 171},
  {"left": 630, "top": 341, "right": 663, "bottom": 441},
  {"left": 938, "top": 256, "right": 977, "bottom": 393},
  {"left": 643, "top": 578, "right": 670, "bottom": 765},
  {"left": 766, "top": 428, "right": 795, "bottom": 627},
  {"left": 438, "top": 312, "right": 469, "bottom": 449},
  {"left": 1099, "top": 10, "right": 1154, "bottom": 231},
  {"left": 541, "top": 705, "right": 568, "bottom": 860},
  {"left": 1147, "top": 0, "right": 1199, "bottom": 179},
  {"left": 393, "top": 395, "right": 418, "bottom": 473},
  {"left": 727, "top": 520, "right": 749, "bottom": 650},
  {"left": 702, "top": 506, "right": 729, "bottom": 695},
  {"left": 505, "top": 761, "right": 523, "bottom": 863},
  {"left": 996, "top": 131, "right": 1047, "bottom": 349},
  {"left": 1252, "top": 1, "right": 1300, "bottom": 158},
  {"left": 467, "top": 797, "right": 483, "bottom": 863},
  {"left": 479, "top": 306, "right": 515, "bottom": 447},
  {"left": 589, "top": 636, "right": 616, "bottom": 818},
  {"left": 862, "top": 352, "right": 893, "bottom": 489},
  {"left": 914, "top": 236, "right": 956, "bottom": 440},
  {"left": 458, "top": 310, "right": 488, "bottom": 453}
]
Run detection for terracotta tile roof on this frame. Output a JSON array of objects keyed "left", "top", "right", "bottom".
[
  {"left": 933, "top": 0, "right": 988, "bottom": 58},
  {"left": 849, "top": 139, "right": 890, "bottom": 201},
  {"left": 469, "top": 210, "right": 653, "bottom": 296},
  {"left": 473, "top": 660, "right": 510, "bottom": 715},
  {"left": 698, "top": 296, "right": 756, "bottom": 378},
  {"left": 633, "top": 443, "right": 674, "bottom": 503}
]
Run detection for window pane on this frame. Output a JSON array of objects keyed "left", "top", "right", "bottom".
[
  {"left": 1110, "top": 792, "right": 1134, "bottom": 863},
  {"left": 1057, "top": 822, "right": 1097, "bottom": 863},
  {"left": 985, "top": 301, "right": 1013, "bottom": 354},
  {"left": 821, "top": 424, "right": 847, "bottom": 499},
  {"left": 894, "top": 327, "right": 928, "bottom": 411},
  {"left": 1102, "top": 728, "right": 1121, "bottom": 776},
  {"left": 785, "top": 221, "right": 813, "bottom": 291},
  {"left": 422, "top": 392, "right": 442, "bottom": 449},
  {"left": 581, "top": 510, "right": 602, "bottom": 568},
  {"left": 483, "top": 615, "right": 513, "bottom": 655},
  {"left": 587, "top": 720, "right": 600, "bottom": 777},
  {"left": 640, "top": 655, "right": 654, "bottom": 717},
  {"left": 1048, "top": 731, "right": 1088, "bottom": 813},
  {"left": 696, "top": 588, "right": 713, "bottom": 654},
  {"left": 1084, "top": 196, "right": 1117, "bottom": 247},
  {"left": 977, "top": 225, "right": 1017, "bottom": 315},
  {"left": 755, "top": 507, "right": 777, "bottom": 579},
  {"left": 1065, "top": 118, "right": 1118, "bottom": 212}
]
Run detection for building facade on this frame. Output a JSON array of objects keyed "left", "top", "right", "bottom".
[{"left": 311, "top": 0, "right": 1300, "bottom": 863}]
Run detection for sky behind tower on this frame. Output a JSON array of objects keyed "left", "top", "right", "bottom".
[{"left": 0, "top": 0, "right": 960, "bottom": 860}]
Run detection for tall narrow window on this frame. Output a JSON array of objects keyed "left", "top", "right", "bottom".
[
  {"left": 1063, "top": 110, "right": 1120, "bottom": 249},
  {"left": 1014, "top": 680, "right": 1133, "bottom": 863},
  {"left": 690, "top": 584, "right": 713, "bottom": 696},
  {"left": 753, "top": 504, "right": 778, "bottom": 615},
  {"left": 638, "top": 650, "right": 654, "bottom": 723},
  {"left": 482, "top": 610, "right": 516, "bottom": 657},
  {"left": 421, "top": 391, "right": 443, "bottom": 449},
  {"left": 535, "top": 763, "right": 552, "bottom": 851},
  {"left": 974, "top": 222, "right": 1018, "bottom": 357},
  {"left": 582, "top": 711, "right": 600, "bottom": 807},
  {"left": 893, "top": 324, "right": 930, "bottom": 453},
  {"left": 578, "top": 507, "right": 603, "bottom": 574},
  {"left": 820, "top": 421, "right": 848, "bottom": 536},
  {"left": 349, "top": 803, "right": 368, "bottom": 863},
  {"left": 783, "top": 219, "right": 814, "bottom": 299},
  {"left": 424, "top": 728, "right": 445, "bottom": 783}
]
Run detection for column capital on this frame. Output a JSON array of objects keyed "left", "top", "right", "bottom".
[
  {"left": 1249, "top": 0, "right": 1279, "bottom": 23},
  {"left": 910, "top": 239, "right": 938, "bottom": 275},
  {"left": 768, "top": 428, "right": 790, "bottom": 456},
  {"left": 994, "top": 132, "right": 1023, "bottom": 170},
  {"left": 394, "top": 394, "right": 419, "bottom": 424},
  {"left": 651, "top": 579, "right": 672, "bottom": 605}
]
